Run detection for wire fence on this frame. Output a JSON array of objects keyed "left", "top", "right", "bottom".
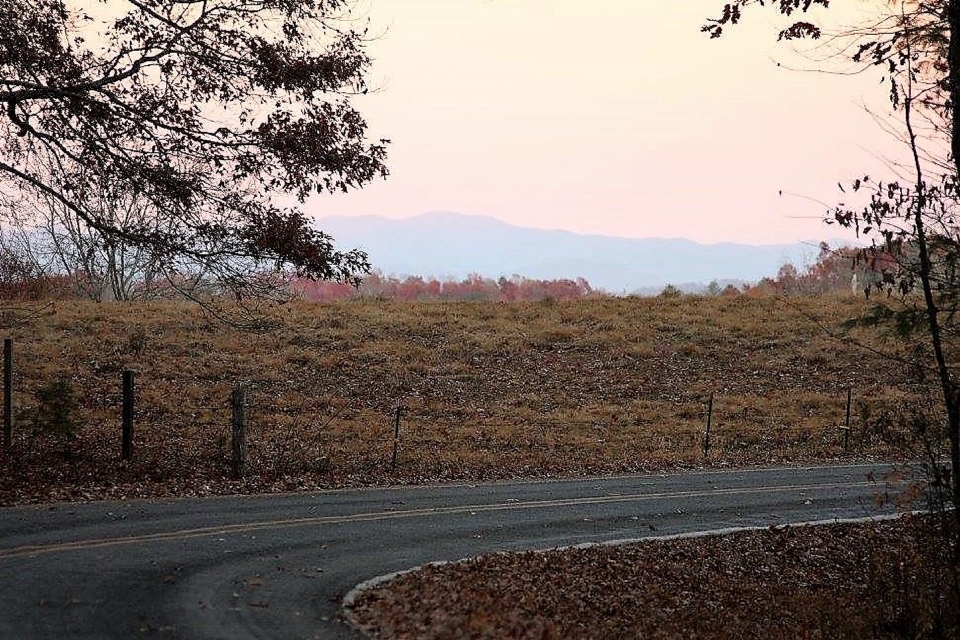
[{"left": 0, "top": 335, "right": 930, "bottom": 482}]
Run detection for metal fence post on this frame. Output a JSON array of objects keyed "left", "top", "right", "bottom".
[
  {"left": 122, "top": 370, "right": 134, "bottom": 460},
  {"left": 703, "top": 393, "right": 714, "bottom": 459},
  {"left": 843, "top": 388, "right": 852, "bottom": 452},
  {"left": 232, "top": 385, "right": 247, "bottom": 479},
  {"left": 391, "top": 399, "right": 402, "bottom": 471},
  {"left": 3, "top": 338, "right": 12, "bottom": 450}
]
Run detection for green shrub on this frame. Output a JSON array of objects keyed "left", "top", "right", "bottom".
[{"left": 33, "top": 376, "right": 83, "bottom": 440}]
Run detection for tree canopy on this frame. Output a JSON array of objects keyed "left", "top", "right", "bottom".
[
  {"left": 706, "top": 0, "right": 960, "bottom": 543},
  {"left": 0, "top": 0, "right": 387, "bottom": 297},
  {"left": 704, "top": 1, "right": 956, "bottom": 174}
]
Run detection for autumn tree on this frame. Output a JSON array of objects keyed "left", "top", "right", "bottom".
[
  {"left": 2, "top": 173, "right": 171, "bottom": 301},
  {"left": 705, "top": 1, "right": 960, "bottom": 549},
  {"left": 0, "top": 0, "right": 387, "bottom": 308}
]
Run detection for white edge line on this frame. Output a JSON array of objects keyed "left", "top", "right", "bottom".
[{"left": 341, "top": 511, "right": 924, "bottom": 611}]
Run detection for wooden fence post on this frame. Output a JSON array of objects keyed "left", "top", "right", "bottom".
[
  {"left": 121, "top": 370, "right": 134, "bottom": 460},
  {"left": 3, "top": 338, "right": 12, "bottom": 450},
  {"left": 703, "top": 393, "right": 714, "bottom": 459},
  {"left": 231, "top": 385, "right": 247, "bottom": 479},
  {"left": 391, "top": 398, "right": 402, "bottom": 471}
]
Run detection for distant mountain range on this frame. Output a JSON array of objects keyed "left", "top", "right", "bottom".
[{"left": 316, "top": 211, "right": 825, "bottom": 294}]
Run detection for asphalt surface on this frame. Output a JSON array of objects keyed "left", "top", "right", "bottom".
[{"left": 0, "top": 463, "right": 909, "bottom": 639}]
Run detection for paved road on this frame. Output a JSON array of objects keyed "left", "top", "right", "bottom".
[{"left": 0, "top": 463, "right": 909, "bottom": 639}]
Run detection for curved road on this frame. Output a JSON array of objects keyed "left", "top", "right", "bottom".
[{"left": 0, "top": 463, "right": 907, "bottom": 639}]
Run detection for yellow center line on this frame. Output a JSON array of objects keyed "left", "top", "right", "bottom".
[{"left": 0, "top": 481, "right": 875, "bottom": 560}]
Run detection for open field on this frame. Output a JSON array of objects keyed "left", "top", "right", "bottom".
[{"left": 0, "top": 294, "right": 931, "bottom": 505}]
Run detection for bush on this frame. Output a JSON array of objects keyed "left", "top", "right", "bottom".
[
  {"left": 866, "top": 514, "right": 959, "bottom": 639},
  {"left": 33, "top": 376, "right": 83, "bottom": 441},
  {"left": 658, "top": 284, "right": 682, "bottom": 298}
]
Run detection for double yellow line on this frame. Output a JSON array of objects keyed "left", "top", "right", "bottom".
[{"left": 0, "top": 481, "right": 874, "bottom": 560}]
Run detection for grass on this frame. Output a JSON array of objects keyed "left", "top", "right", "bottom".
[{"left": 0, "top": 294, "right": 931, "bottom": 504}]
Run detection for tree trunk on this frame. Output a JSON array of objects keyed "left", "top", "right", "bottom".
[
  {"left": 948, "top": 0, "right": 960, "bottom": 523},
  {"left": 951, "top": 0, "right": 960, "bottom": 181}
]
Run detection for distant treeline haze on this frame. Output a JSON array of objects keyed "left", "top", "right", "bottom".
[
  {"left": 0, "top": 238, "right": 876, "bottom": 302},
  {"left": 296, "top": 243, "right": 879, "bottom": 302}
]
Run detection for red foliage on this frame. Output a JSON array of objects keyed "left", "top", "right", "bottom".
[
  {"left": 0, "top": 248, "right": 76, "bottom": 300},
  {"left": 761, "top": 243, "right": 890, "bottom": 296},
  {"left": 293, "top": 272, "right": 599, "bottom": 302}
]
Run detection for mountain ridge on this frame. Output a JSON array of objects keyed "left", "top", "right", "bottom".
[{"left": 317, "top": 211, "right": 825, "bottom": 293}]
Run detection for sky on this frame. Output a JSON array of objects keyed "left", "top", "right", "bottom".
[{"left": 307, "top": 1, "right": 912, "bottom": 246}]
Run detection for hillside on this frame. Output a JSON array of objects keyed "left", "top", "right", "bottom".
[{"left": 316, "top": 212, "right": 820, "bottom": 293}]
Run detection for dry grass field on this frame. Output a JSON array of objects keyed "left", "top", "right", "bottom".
[{"left": 0, "top": 294, "right": 931, "bottom": 505}]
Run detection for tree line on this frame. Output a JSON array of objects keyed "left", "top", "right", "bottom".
[
  {"left": 295, "top": 272, "right": 598, "bottom": 302},
  {"left": 1, "top": 231, "right": 896, "bottom": 303}
]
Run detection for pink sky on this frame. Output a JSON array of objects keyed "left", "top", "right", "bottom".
[{"left": 307, "top": 1, "right": 910, "bottom": 245}]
